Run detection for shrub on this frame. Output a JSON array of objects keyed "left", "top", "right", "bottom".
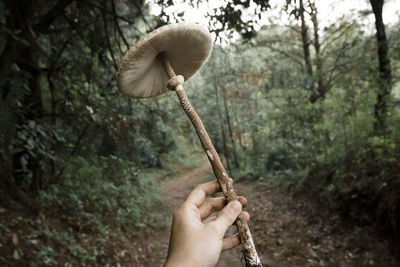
[{"left": 40, "top": 156, "right": 164, "bottom": 228}]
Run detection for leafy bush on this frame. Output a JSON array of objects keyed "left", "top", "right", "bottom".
[
  {"left": 40, "top": 156, "right": 164, "bottom": 228},
  {"left": 235, "top": 83, "right": 400, "bottom": 231}
]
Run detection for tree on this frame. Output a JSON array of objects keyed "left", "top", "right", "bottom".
[
  {"left": 369, "top": 0, "right": 392, "bottom": 132},
  {"left": 155, "top": 0, "right": 271, "bottom": 39},
  {"left": 0, "top": 0, "right": 75, "bottom": 201},
  {"left": 0, "top": 0, "right": 152, "bottom": 200}
]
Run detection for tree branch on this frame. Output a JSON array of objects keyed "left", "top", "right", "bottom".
[
  {"left": 34, "top": 0, "right": 74, "bottom": 34},
  {"left": 256, "top": 41, "right": 304, "bottom": 66},
  {"left": 102, "top": 2, "right": 118, "bottom": 71},
  {"left": 111, "top": 0, "right": 130, "bottom": 52}
]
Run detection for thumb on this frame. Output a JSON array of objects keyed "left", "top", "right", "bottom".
[{"left": 213, "top": 200, "right": 242, "bottom": 235}]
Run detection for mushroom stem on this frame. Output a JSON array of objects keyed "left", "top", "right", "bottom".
[{"left": 159, "top": 53, "right": 262, "bottom": 267}]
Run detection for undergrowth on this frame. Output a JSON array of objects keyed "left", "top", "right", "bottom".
[
  {"left": 40, "top": 156, "right": 164, "bottom": 228},
  {"left": 231, "top": 88, "right": 400, "bottom": 235},
  {"left": 0, "top": 136, "right": 206, "bottom": 266}
]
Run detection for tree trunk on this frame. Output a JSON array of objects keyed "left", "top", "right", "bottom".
[
  {"left": 308, "top": 0, "right": 326, "bottom": 102},
  {"left": 233, "top": 110, "right": 246, "bottom": 152},
  {"left": 299, "top": 0, "right": 313, "bottom": 77},
  {"left": 369, "top": 0, "right": 392, "bottom": 132},
  {"left": 222, "top": 87, "right": 239, "bottom": 169},
  {"left": 299, "top": 0, "right": 319, "bottom": 103},
  {"left": 214, "top": 82, "right": 230, "bottom": 171}
]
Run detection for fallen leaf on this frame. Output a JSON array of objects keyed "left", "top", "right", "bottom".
[
  {"left": 13, "top": 250, "right": 20, "bottom": 260},
  {"left": 12, "top": 233, "right": 19, "bottom": 246},
  {"left": 309, "top": 248, "right": 318, "bottom": 258},
  {"left": 118, "top": 249, "right": 128, "bottom": 257},
  {"left": 29, "top": 239, "right": 40, "bottom": 245}
]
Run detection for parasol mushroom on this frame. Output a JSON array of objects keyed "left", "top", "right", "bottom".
[{"left": 117, "top": 23, "right": 262, "bottom": 267}]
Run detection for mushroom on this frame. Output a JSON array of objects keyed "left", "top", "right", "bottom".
[{"left": 117, "top": 23, "right": 262, "bottom": 267}]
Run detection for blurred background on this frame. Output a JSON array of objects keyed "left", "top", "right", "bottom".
[{"left": 0, "top": 0, "right": 399, "bottom": 266}]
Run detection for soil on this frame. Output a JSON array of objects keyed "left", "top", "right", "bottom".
[
  {"left": 134, "top": 162, "right": 399, "bottom": 267},
  {"left": 1, "top": 162, "right": 398, "bottom": 266}
]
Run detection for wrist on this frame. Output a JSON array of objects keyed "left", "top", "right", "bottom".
[{"left": 165, "top": 255, "right": 198, "bottom": 267}]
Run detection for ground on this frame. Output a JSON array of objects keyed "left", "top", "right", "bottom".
[
  {"left": 134, "top": 162, "right": 399, "bottom": 267},
  {"left": 0, "top": 161, "right": 399, "bottom": 266}
]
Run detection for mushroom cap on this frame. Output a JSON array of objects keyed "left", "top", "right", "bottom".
[{"left": 117, "top": 23, "right": 213, "bottom": 98}]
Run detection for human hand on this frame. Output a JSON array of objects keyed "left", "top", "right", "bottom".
[{"left": 164, "top": 180, "right": 250, "bottom": 267}]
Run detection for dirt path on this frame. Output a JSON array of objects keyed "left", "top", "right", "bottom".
[{"left": 134, "top": 163, "right": 399, "bottom": 267}]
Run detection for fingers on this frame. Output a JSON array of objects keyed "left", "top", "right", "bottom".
[
  {"left": 199, "top": 196, "right": 248, "bottom": 220},
  {"left": 185, "top": 180, "right": 221, "bottom": 207},
  {"left": 240, "top": 211, "right": 250, "bottom": 222},
  {"left": 199, "top": 197, "right": 225, "bottom": 220},
  {"left": 212, "top": 200, "right": 242, "bottom": 234},
  {"left": 237, "top": 197, "right": 247, "bottom": 209},
  {"left": 222, "top": 234, "right": 241, "bottom": 251},
  {"left": 221, "top": 212, "right": 250, "bottom": 251}
]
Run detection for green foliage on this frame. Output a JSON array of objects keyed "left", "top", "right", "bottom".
[
  {"left": 188, "top": 18, "right": 400, "bottom": 232},
  {"left": 32, "top": 225, "right": 99, "bottom": 264},
  {"left": 28, "top": 154, "right": 170, "bottom": 265},
  {"left": 160, "top": 134, "right": 206, "bottom": 171},
  {"left": 36, "top": 246, "right": 58, "bottom": 265},
  {"left": 156, "top": 0, "right": 271, "bottom": 39},
  {"left": 1, "top": 0, "right": 400, "bottom": 264},
  {"left": 40, "top": 156, "right": 164, "bottom": 228}
]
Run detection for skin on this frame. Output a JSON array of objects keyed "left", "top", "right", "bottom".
[{"left": 165, "top": 179, "right": 250, "bottom": 267}]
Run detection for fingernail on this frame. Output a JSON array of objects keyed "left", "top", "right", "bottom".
[
  {"left": 231, "top": 200, "right": 242, "bottom": 211},
  {"left": 238, "top": 196, "right": 247, "bottom": 206},
  {"left": 229, "top": 178, "right": 233, "bottom": 184}
]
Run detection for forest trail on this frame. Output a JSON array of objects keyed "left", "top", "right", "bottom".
[{"left": 134, "top": 162, "right": 399, "bottom": 267}]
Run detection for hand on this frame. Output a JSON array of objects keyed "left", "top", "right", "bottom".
[{"left": 164, "top": 180, "right": 250, "bottom": 267}]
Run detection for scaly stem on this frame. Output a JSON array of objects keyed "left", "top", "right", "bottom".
[{"left": 159, "top": 53, "right": 262, "bottom": 267}]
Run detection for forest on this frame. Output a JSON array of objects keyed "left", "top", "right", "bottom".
[{"left": 0, "top": 0, "right": 399, "bottom": 266}]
